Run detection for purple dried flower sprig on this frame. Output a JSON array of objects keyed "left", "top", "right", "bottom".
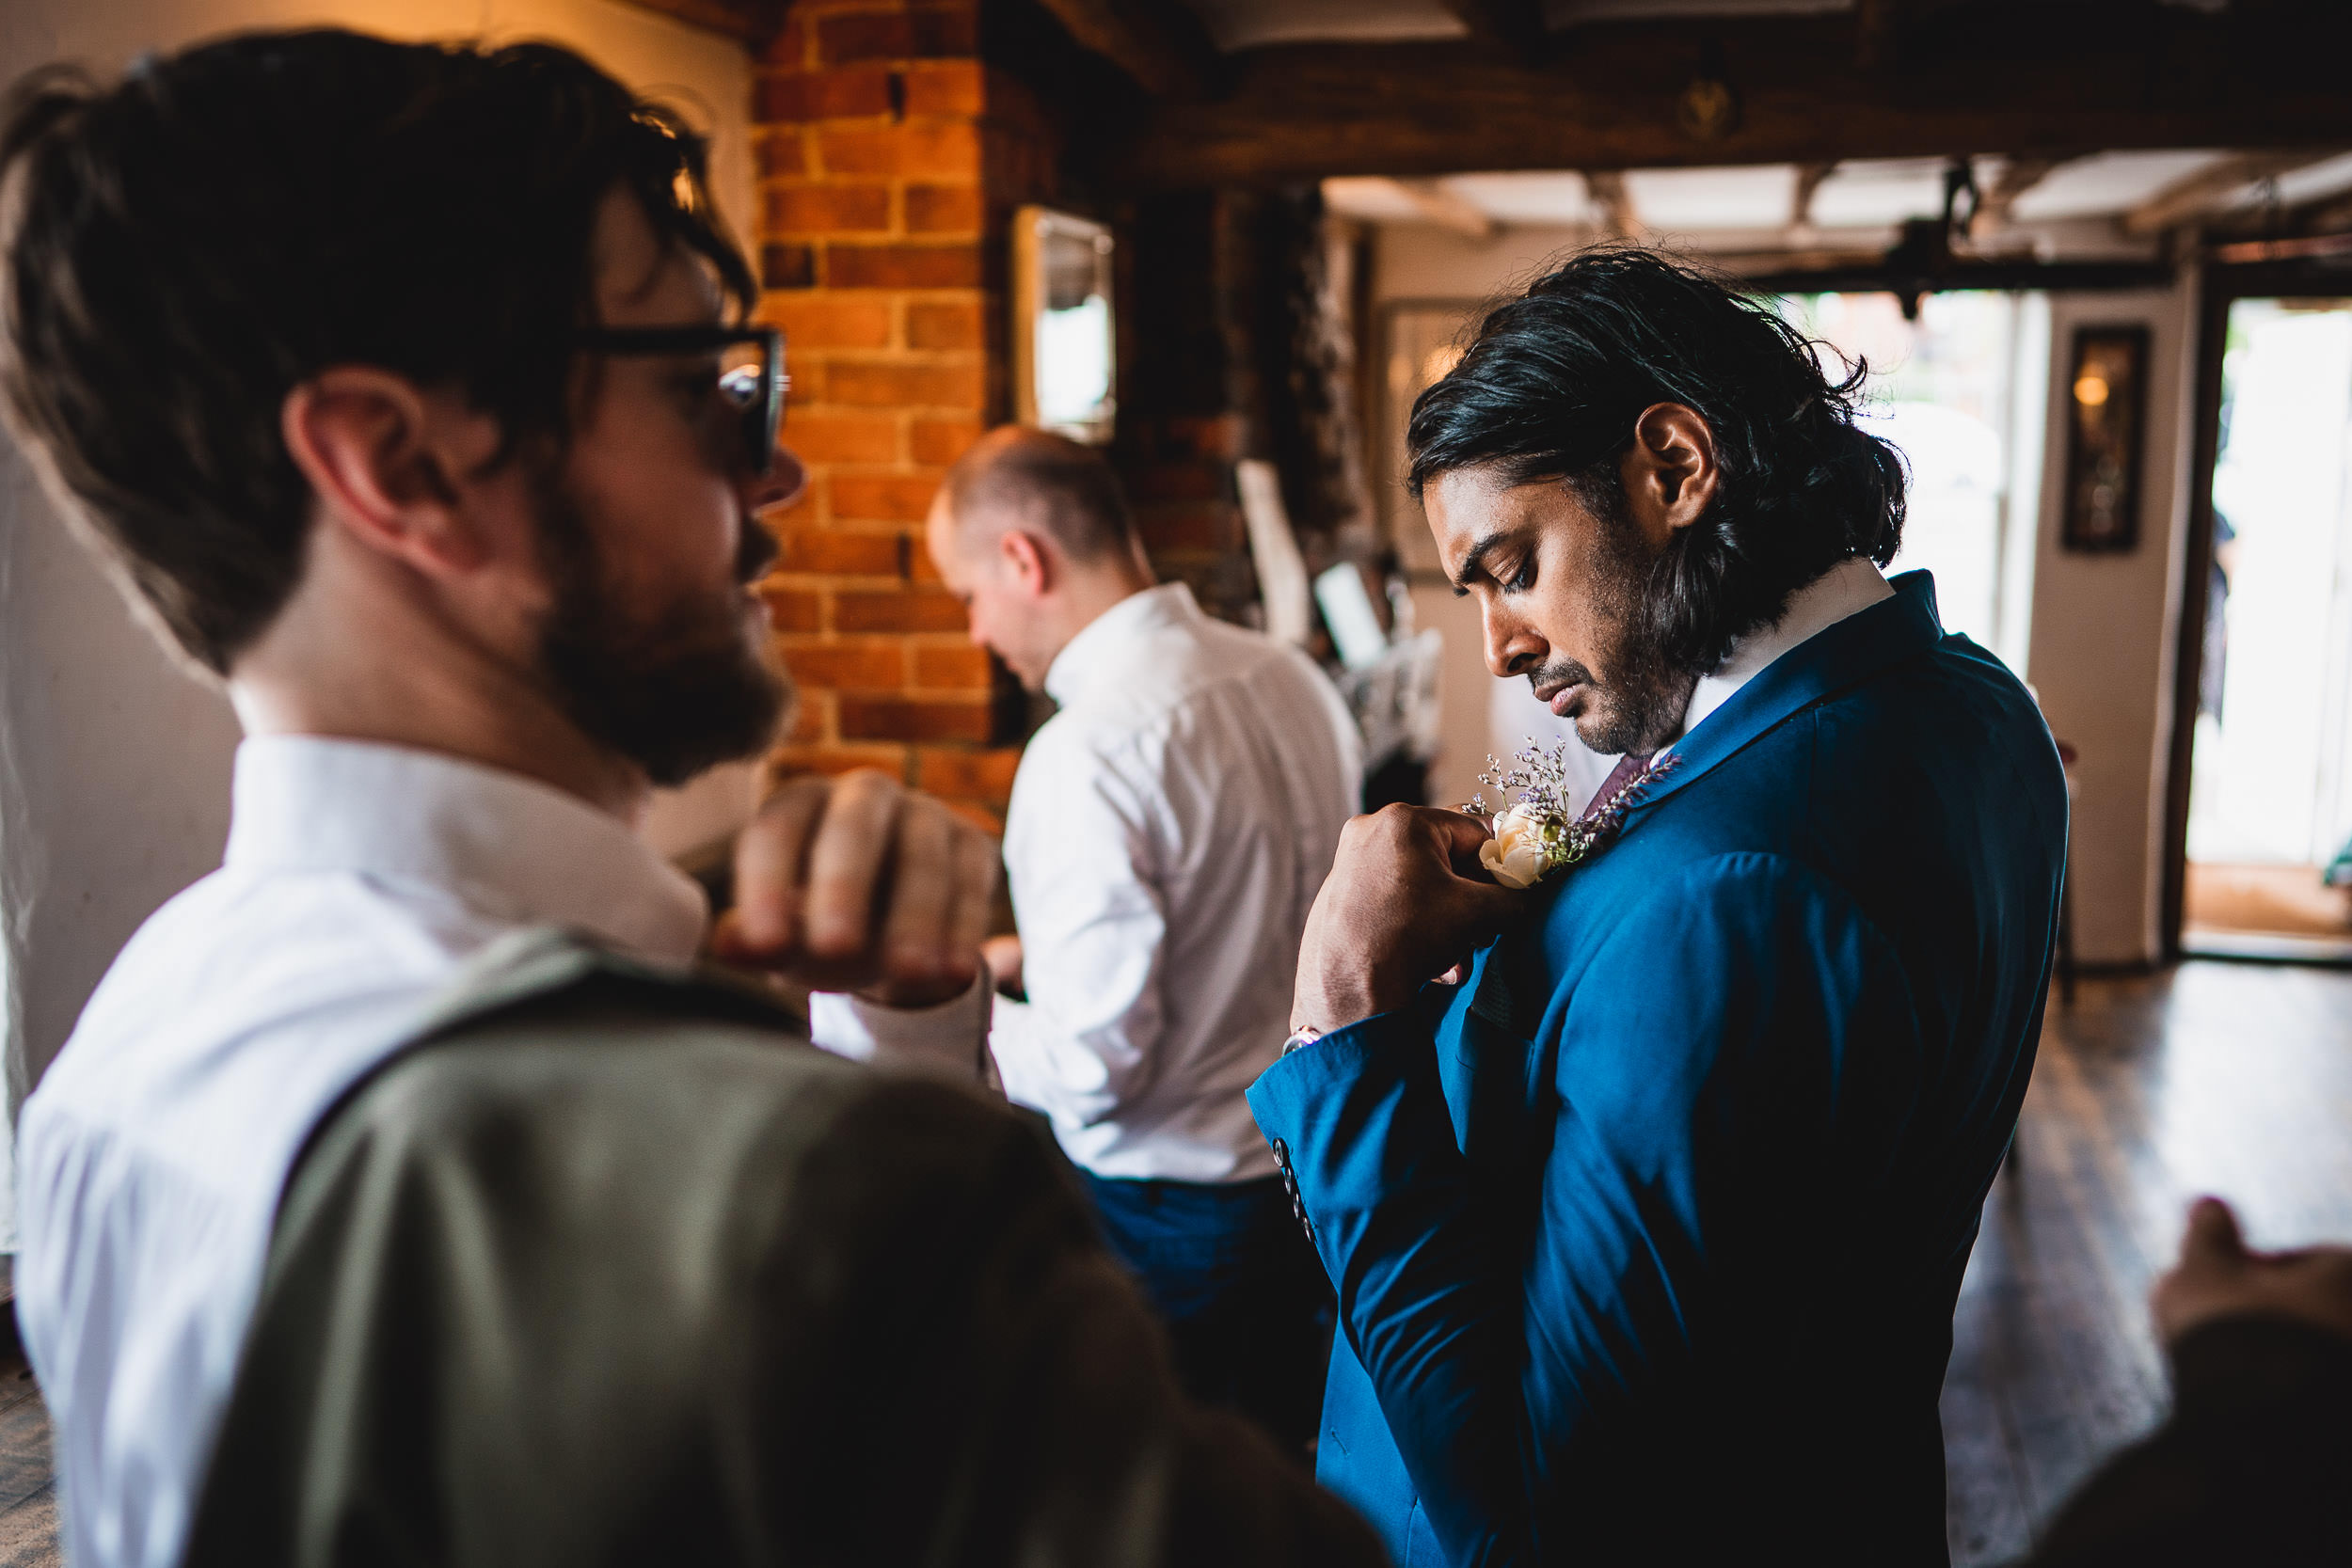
[{"left": 1465, "top": 742, "right": 1676, "bottom": 889}]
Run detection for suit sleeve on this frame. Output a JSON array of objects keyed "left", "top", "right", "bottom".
[{"left": 1248, "top": 852, "right": 1925, "bottom": 1567}]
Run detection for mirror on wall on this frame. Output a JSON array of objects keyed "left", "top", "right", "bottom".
[{"left": 1011, "top": 206, "right": 1115, "bottom": 444}]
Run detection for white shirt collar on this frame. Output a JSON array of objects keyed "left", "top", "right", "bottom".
[
  {"left": 1666, "top": 555, "right": 1896, "bottom": 752},
  {"left": 1043, "top": 581, "right": 1200, "bottom": 707},
  {"left": 224, "top": 736, "right": 708, "bottom": 963}
]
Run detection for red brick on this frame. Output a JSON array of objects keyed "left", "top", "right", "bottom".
[
  {"left": 762, "top": 244, "right": 816, "bottom": 289},
  {"left": 835, "top": 588, "right": 968, "bottom": 633},
  {"left": 767, "top": 744, "right": 910, "bottom": 783},
  {"left": 900, "top": 60, "right": 985, "bottom": 117},
  {"left": 815, "top": 121, "right": 981, "bottom": 179},
  {"left": 941, "top": 799, "right": 1005, "bottom": 837},
  {"left": 905, "top": 298, "right": 984, "bottom": 350},
  {"left": 757, "top": 66, "right": 893, "bottom": 122},
  {"left": 754, "top": 129, "right": 806, "bottom": 179},
  {"left": 840, "top": 695, "right": 992, "bottom": 743},
  {"left": 818, "top": 7, "right": 978, "bottom": 66},
  {"left": 915, "top": 744, "right": 1019, "bottom": 798},
  {"left": 761, "top": 17, "right": 811, "bottom": 69},
  {"left": 831, "top": 471, "right": 943, "bottom": 523},
  {"left": 766, "top": 183, "right": 891, "bottom": 234},
  {"left": 824, "top": 243, "right": 982, "bottom": 290},
  {"left": 913, "top": 644, "right": 993, "bottom": 690},
  {"left": 786, "top": 694, "right": 827, "bottom": 743},
  {"left": 756, "top": 585, "right": 823, "bottom": 631},
  {"left": 763, "top": 294, "right": 892, "bottom": 350},
  {"left": 910, "top": 416, "right": 984, "bottom": 466},
  {"left": 779, "top": 640, "right": 905, "bottom": 689},
  {"left": 825, "top": 359, "right": 985, "bottom": 410},
  {"left": 778, "top": 525, "right": 903, "bottom": 575},
  {"left": 903, "top": 184, "right": 983, "bottom": 235},
  {"left": 778, "top": 410, "right": 899, "bottom": 463}
]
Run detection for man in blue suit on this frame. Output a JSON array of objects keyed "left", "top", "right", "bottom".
[{"left": 1249, "top": 252, "right": 2067, "bottom": 1566}]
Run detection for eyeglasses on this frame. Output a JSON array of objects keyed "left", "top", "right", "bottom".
[{"left": 572, "top": 325, "right": 788, "bottom": 475}]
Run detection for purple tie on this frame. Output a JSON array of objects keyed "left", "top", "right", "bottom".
[{"left": 1581, "top": 752, "right": 1655, "bottom": 822}]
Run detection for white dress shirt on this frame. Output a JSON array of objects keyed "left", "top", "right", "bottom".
[
  {"left": 15, "top": 736, "right": 988, "bottom": 1568},
  {"left": 992, "top": 583, "right": 1362, "bottom": 1183},
  {"left": 1665, "top": 555, "right": 1897, "bottom": 754}
]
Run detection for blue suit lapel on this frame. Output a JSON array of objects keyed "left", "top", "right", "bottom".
[
  {"left": 1633, "top": 568, "right": 1947, "bottom": 816},
  {"left": 1437, "top": 571, "right": 1947, "bottom": 1164}
]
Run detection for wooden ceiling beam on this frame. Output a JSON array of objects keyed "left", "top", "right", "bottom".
[
  {"left": 1438, "top": 0, "right": 1548, "bottom": 52},
  {"left": 1789, "top": 161, "right": 1836, "bottom": 229},
  {"left": 1384, "top": 179, "right": 1500, "bottom": 240},
  {"left": 1030, "top": 0, "right": 1222, "bottom": 100},
  {"left": 2122, "top": 149, "right": 2342, "bottom": 236},
  {"left": 1584, "top": 171, "right": 1639, "bottom": 239},
  {"left": 1101, "top": 11, "right": 2352, "bottom": 187},
  {"left": 1971, "top": 155, "right": 2068, "bottom": 234}
]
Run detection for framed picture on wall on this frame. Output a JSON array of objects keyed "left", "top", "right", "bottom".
[
  {"left": 2060, "top": 325, "right": 2150, "bottom": 553},
  {"left": 1010, "top": 206, "right": 1116, "bottom": 445},
  {"left": 1377, "top": 301, "right": 1480, "bottom": 576}
]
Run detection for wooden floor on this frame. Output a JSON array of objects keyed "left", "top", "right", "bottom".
[
  {"left": 1941, "top": 958, "right": 2352, "bottom": 1564},
  {"left": 0, "top": 960, "right": 2343, "bottom": 1566}
]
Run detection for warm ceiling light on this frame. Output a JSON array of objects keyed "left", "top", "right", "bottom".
[{"left": 2074, "top": 373, "right": 2111, "bottom": 406}]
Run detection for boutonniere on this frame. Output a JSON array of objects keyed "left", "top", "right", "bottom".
[{"left": 1466, "top": 743, "right": 1677, "bottom": 889}]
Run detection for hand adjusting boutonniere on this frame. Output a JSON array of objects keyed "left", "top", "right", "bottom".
[{"left": 1466, "top": 743, "right": 1677, "bottom": 890}]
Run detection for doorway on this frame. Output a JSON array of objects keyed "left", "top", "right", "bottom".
[{"left": 2174, "top": 293, "right": 2352, "bottom": 960}]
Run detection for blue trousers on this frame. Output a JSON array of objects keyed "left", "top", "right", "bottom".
[{"left": 1078, "top": 1169, "right": 1332, "bottom": 1458}]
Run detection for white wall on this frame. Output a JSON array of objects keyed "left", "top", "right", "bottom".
[
  {"left": 0, "top": 0, "right": 756, "bottom": 1214},
  {"left": 2022, "top": 283, "right": 2200, "bottom": 966}
]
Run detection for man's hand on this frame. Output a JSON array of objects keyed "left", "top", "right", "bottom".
[
  {"left": 2151, "top": 1197, "right": 2352, "bottom": 1346},
  {"left": 710, "top": 769, "right": 1001, "bottom": 1009},
  {"left": 1292, "top": 805, "right": 1526, "bottom": 1036}
]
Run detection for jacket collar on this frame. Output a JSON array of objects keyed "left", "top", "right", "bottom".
[{"left": 1629, "top": 568, "right": 1947, "bottom": 813}]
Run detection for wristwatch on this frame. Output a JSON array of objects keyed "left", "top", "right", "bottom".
[{"left": 1280, "top": 1026, "right": 1323, "bottom": 1057}]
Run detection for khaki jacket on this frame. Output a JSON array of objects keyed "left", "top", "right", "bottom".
[{"left": 184, "top": 929, "right": 1379, "bottom": 1568}]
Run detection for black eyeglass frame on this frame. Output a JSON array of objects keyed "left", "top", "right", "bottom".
[{"left": 573, "top": 325, "right": 788, "bottom": 475}]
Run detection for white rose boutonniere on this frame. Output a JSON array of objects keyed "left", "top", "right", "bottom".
[
  {"left": 1467, "top": 741, "right": 1677, "bottom": 889},
  {"left": 1480, "top": 805, "right": 1552, "bottom": 890}
]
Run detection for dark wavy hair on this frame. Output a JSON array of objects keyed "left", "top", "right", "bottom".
[
  {"left": 0, "top": 30, "right": 755, "bottom": 673},
  {"left": 1406, "top": 248, "right": 1905, "bottom": 677}
]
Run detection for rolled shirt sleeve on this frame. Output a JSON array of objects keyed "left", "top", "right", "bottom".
[{"left": 807, "top": 968, "right": 997, "bottom": 1088}]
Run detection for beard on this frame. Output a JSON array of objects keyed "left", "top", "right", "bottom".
[
  {"left": 1527, "top": 479, "right": 1695, "bottom": 758},
  {"left": 532, "top": 473, "right": 787, "bottom": 789}
]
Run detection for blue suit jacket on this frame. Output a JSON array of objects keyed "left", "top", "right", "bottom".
[{"left": 1248, "top": 573, "right": 2066, "bottom": 1567}]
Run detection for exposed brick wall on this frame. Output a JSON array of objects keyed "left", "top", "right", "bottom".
[{"left": 752, "top": 0, "right": 1053, "bottom": 832}]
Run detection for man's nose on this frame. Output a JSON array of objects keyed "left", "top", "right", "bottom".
[
  {"left": 1484, "top": 603, "right": 1545, "bottom": 679},
  {"left": 745, "top": 443, "right": 808, "bottom": 515}
]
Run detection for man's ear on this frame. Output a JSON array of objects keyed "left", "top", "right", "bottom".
[
  {"left": 999, "top": 528, "right": 1053, "bottom": 596},
  {"left": 1620, "top": 402, "right": 1721, "bottom": 550},
  {"left": 280, "top": 368, "right": 502, "bottom": 577}
]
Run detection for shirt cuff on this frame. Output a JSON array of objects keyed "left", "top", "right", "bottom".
[{"left": 807, "top": 966, "right": 998, "bottom": 1090}]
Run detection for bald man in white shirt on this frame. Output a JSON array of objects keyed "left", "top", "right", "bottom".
[{"left": 928, "top": 427, "right": 1363, "bottom": 1451}]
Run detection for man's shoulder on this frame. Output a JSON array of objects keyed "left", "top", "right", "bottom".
[
  {"left": 27, "top": 863, "right": 493, "bottom": 1175},
  {"left": 1056, "top": 617, "right": 1343, "bottom": 753}
]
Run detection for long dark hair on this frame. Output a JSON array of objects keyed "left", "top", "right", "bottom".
[{"left": 1406, "top": 248, "right": 1906, "bottom": 676}]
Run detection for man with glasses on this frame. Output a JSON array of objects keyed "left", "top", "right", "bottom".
[{"left": 2, "top": 32, "right": 1375, "bottom": 1568}]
